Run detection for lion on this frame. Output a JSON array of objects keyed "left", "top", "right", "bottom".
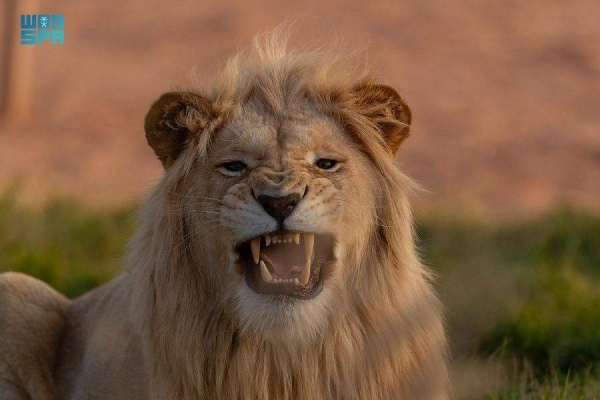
[{"left": 0, "top": 31, "right": 448, "bottom": 399}]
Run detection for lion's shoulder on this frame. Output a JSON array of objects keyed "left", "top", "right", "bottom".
[
  {"left": 0, "top": 272, "right": 68, "bottom": 309},
  {"left": 0, "top": 272, "right": 69, "bottom": 399}
]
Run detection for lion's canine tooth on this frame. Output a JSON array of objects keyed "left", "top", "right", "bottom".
[
  {"left": 293, "top": 278, "right": 299, "bottom": 285},
  {"left": 260, "top": 261, "right": 273, "bottom": 283},
  {"left": 293, "top": 233, "right": 300, "bottom": 245},
  {"left": 299, "top": 259, "right": 311, "bottom": 286},
  {"left": 251, "top": 237, "right": 261, "bottom": 264},
  {"left": 265, "top": 235, "right": 271, "bottom": 246},
  {"left": 304, "top": 233, "right": 314, "bottom": 261}
]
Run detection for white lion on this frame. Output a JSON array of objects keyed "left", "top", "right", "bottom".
[{"left": 0, "top": 31, "right": 448, "bottom": 399}]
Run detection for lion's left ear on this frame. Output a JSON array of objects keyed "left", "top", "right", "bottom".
[
  {"left": 144, "top": 92, "right": 217, "bottom": 168},
  {"left": 351, "top": 84, "right": 412, "bottom": 155}
]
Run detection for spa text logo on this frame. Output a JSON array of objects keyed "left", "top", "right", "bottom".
[{"left": 20, "top": 14, "right": 64, "bottom": 45}]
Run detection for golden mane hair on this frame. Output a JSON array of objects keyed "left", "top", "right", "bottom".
[
  {"left": 128, "top": 29, "right": 448, "bottom": 399},
  {"left": 0, "top": 28, "right": 448, "bottom": 400}
]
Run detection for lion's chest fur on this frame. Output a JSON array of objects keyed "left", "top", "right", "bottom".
[{"left": 45, "top": 269, "right": 446, "bottom": 400}]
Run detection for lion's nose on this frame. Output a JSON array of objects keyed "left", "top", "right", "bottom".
[{"left": 256, "top": 193, "right": 301, "bottom": 225}]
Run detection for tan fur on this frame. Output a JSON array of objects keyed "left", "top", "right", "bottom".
[
  {"left": 0, "top": 273, "right": 68, "bottom": 399},
  {"left": 0, "top": 30, "right": 448, "bottom": 399}
]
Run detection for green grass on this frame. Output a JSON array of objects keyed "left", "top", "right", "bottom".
[
  {"left": 418, "top": 209, "right": 600, "bottom": 398},
  {"left": 2, "top": 194, "right": 600, "bottom": 398},
  {"left": 0, "top": 194, "right": 134, "bottom": 298},
  {"left": 485, "top": 364, "right": 600, "bottom": 399}
]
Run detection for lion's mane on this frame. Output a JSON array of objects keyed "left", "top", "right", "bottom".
[{"left": 126, "top": 30, "right": 448, "bottom": 399}]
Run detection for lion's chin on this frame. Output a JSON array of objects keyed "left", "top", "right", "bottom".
[{"left": 235, "top": 232, "right": 335, "bottom": 300}]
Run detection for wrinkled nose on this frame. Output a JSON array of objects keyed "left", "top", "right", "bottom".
[{"left": 256, "top": 193, "right": 301, "bottom": 225}]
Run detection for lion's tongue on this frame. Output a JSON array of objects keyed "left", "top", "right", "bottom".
[{"left": 261, "top": 245, "right": 304, "bottom": 278}]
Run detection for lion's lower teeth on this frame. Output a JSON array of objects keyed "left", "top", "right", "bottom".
[
  {"left": 260, "top": 261, "right": 310, "bottom": 286},
  {"left": 260, "top": 260, "right": 273, "bottom": 283},
  {"left": 304, "top": 233, "right": 314, "bottom": 263},
  {"left": 252, "top": 233, "right": 315, "bottom": 286},
  {"left": 299, "top": 259, "right": 311, "bottom": 286},
  {"left": 269, "top": 276, "right": 304, "bottom": 285}
]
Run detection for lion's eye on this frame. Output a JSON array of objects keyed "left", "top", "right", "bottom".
[
  {"left": 219, "top": 161, "right": 247, "bottom": 173},
  {"left": 315, "top": 159, "right": 339, "bottom": 171}
]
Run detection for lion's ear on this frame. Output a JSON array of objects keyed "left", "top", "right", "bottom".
[
  {"left": 352, "top": 84, "right": 412, "bottom": 155},
  {"left": 144, "top": 92, "right": 215, "bottom": 168}
]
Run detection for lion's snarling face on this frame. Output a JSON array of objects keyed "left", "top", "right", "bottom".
[
  {"left": 132, "top": 41, "right": 448, "bottom": 399},
  {"left": 219, "top": 108, "right": 346, "bottom": 301},
  {"left": 144, "top": 70, "right": 411, "bottom": 340}
]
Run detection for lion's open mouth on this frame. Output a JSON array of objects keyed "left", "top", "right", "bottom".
[{"left": 236, "top": 232, "right": 335, "bottom": 299}]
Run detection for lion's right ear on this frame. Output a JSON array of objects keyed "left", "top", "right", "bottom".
[{"left": 144, "top": 92, "right": 216, "bottom": 168}]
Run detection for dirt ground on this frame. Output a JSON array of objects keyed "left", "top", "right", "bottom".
[{"left": 1, "top": 0, "right": 599, "bottom": 216}]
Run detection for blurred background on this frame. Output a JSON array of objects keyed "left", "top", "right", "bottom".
[{"left": 1, "top": 0, "right": 599, "bottom": 398}]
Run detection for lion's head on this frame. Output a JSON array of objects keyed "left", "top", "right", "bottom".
[
  {"left": 131, "top": 31, "right": 446, "bottom": 399},
  {"left": 141, "top": 36, "right": 415, "bottom": 342}
]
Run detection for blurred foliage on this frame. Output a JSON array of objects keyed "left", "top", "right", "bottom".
[
  {"left": 481, "top": 267, "right": 600, "bottom": 376},
  {"left": 0, "top": 193, "right": 134, "bottom": 298},
  {"left": 474, "top": 211, "right": 600, "bottom": 376},
  {"left": 419, "top": 209, "right": 600, "bottom": 380},
  {"left": 1, "top": 194, "right": 600, "bottom": 397}
]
